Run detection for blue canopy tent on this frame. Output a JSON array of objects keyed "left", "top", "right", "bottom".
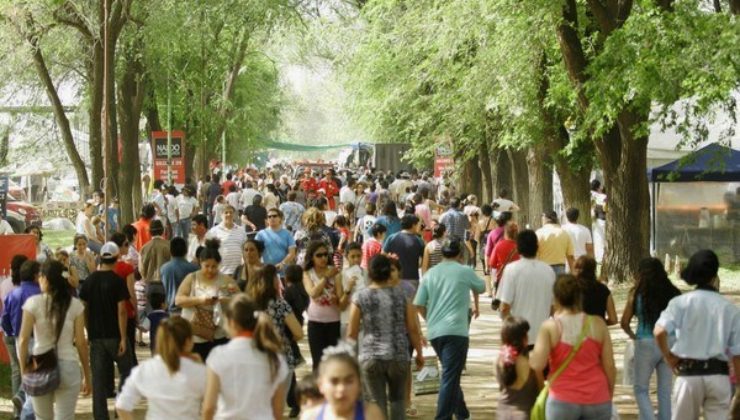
[{"left": 649, "top": 143, "right": 740, "bottom": 258}]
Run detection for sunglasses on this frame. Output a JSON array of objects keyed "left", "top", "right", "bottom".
[{"left": 314, "top": 252, "right": 329, "bottom": 258}]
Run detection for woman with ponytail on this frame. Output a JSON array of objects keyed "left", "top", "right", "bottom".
[
  {"left": 203, "top": 294, "right": 288, "bottom": 420},
  {"left": 115, "top": 317, "right": 206, "bottom": 420},
  {"left": 495, "top": 317, "right": 539, "bottom": 419},
  {"left": 17, "top": 260, "right": 91, "bottom": 419}
]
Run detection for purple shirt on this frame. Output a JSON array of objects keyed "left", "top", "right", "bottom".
[{"left": 1, "top": 281, "right": 42, "bottom": 336}]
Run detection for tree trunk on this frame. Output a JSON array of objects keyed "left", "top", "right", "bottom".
[
  {"left": 30, "top": 40, "right": 90, "bottom": 196},
  {"left": 557, "top": 163, "right": 592, "bottom": 227},
  {"left": 492, "top": 147, "right": 512, "bottom": 199},
  {"left": 89, "top": 42, "right": 104, "bottom": 194},
  {"left": 478, "top": 138, "right": 493, "bottom": 204},
  {"left": 526, "top": 146, "right": 552, "bottom": 229},
  {"left": 508, "top": 149, "right": 530, "bottom": 227}
]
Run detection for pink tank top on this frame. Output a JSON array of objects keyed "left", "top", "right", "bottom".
[{"left": 548, "top": 318, "right": 611, "bottom": 405}]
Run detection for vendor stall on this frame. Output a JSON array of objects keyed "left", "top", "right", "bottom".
[{"left": 649, "top": 143, "right": 740, "bottom": 262}]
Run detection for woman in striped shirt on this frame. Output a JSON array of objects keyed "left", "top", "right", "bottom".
[{"left": 421, "top": 222, "right": 446, "bottom": 275}]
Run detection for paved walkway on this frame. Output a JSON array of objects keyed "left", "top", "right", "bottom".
[{"left": 2, "top": 282, "right": 712, "bottom": 419}]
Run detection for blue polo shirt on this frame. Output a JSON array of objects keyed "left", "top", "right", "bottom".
[
  {"left": 256, "top": 228, "right": 296, "bottom": 266},
  {"left": 160, "top": 257, "right": 199, "bottom": 312}
]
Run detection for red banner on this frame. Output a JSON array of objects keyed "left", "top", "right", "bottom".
[
  {"left": 151, "top": 131, "right": 186, "bottom": 185},
  {"left": 0, "top": 234, "right": 36, "bottom": 271},
  {"left": 434, "top": 157, "right": 454, "bottom": 178}
]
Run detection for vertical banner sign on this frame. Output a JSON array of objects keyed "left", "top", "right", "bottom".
[
  {"left": 151, "top": 131, "right": 186, "bottom": 185},
  {"left": 434, "top": 145, "right": 454, "bottom": 178},
  {"left": 0, "top": 175, "right": 8, "bottom": 218}
]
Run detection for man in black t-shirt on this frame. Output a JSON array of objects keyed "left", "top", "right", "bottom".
[
  {"left": 80, "top": 242, "right": 132, "bottom": 420},
  {"left": 383, "top": 214, "right": 425, "bottom": 299}
]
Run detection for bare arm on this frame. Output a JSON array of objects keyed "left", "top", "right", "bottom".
[
  {"left": 566, "top": 255, "right": 575, "bottom": 272},
  {"left": 74, "top": 313, "right": 92, "bottom": 396},
  {"left": 117, "top": 301, "right": 127, "bottom": 356},
  {"left": 346, "top": 303, "right": 362, "bottom": 341},
  {"left": 126, "top": 274, "right": 137, "bottom": 315},
  {"left": 176, "top": 274, "right": 211, "bottom": 308},
  {"left": 285, "top": 312, "right": 304, "bottom": 341},
  {"left": 529, "top": 320, "right": 554, "bottom": 373},
  {"left": 202, "top": 368, "right": 220, "bottom": 420},
  {"left": 302, "top": 273, "right": 328, "bottom": 299},
  {"left": 405, "top": 302, "right": 424, "bottom": 368},
  {"left": 598, "top": 317, "right": 617, "bottom": 396},
  {"left": 414, "top": 305, "right": 427, "bottom": 320},
  {"left": 17, "top": 310, "right": 35, "bottom": 375},
  {"left": 620, "top": 292, "right": 637, "bottom": 340},
  {"left": 421, "top": 245, "right": 431, "bottom": 275},
  {"left": 654, "top": 325, "right": 679, "bottom": 368},
  {"left": 586, "top": 242, "right": 594, "bottom": 258},
  {"left": 605, "top": 295, "right": 618, "bottom": 326}
]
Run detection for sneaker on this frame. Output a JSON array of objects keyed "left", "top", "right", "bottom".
[{"left": 12, "top": 394, "right": 24, "bottom": 413}]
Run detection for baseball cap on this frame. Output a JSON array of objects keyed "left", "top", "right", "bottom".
[{"left": 100, "top": 242, "right": 120, "bottom": 259}]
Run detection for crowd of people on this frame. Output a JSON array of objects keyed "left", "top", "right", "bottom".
[{"left": 0, "top": 163, "right": 739, "bottom": 420}]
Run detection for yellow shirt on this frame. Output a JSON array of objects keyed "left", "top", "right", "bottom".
[{"left": 536, "top": 224, "right": 574, "bottom": 265}]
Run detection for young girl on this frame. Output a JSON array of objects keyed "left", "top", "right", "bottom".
[
  {"left": 69, "top": 234, "right": 95, "bottom": 289},
  {"left": 212, "top": 195, "right": 226, "bottom": 225},
  {"left": 421, "top": 222, "right": 446, "bottom": 275},
  {"left": 301, "top": 346, "right": 384, "bottom": 420},
  {"left": 202, "top": 295, "right": 288, "bottom": 420},
  {"left": 496, "top": 317, "right": 540, "bottom": 419},
  {"left": 332, "top": 215, "right": 351, "bottom": 269},
  {"left": 116, "top": 317, "right": 206, "bottom": 420},
  {"left": 354, "top": 203, "right": 376, "bottom": 243}
]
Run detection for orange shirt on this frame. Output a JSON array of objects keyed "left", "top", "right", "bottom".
[{"left": 132, "top": 217, "right": 152, "bottom": 251}]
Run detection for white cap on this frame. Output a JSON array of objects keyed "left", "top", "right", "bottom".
[{"left": 100, "top": 242, "right": 120, "bottom": 259}]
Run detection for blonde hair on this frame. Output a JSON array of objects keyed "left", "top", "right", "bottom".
[
  {"left": 156, "top": 317, "right": 193, "bottom": 375},
  {"left": 302, "top": 207, "right": 326, "bottom": 232}
]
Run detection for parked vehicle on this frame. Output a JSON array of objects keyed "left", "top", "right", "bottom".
[
  {"left": 6, "top": 197, "right": 42, "bottom": 227},
  {"left": 5, "top": 209, "right": 26, "bottom": 233}
]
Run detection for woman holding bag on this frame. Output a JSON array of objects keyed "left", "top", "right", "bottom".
[
  {"left": 529, "top": 274, "right": 616, "bottom": 420},
  {"left": 176, "top": 239, "right": 239, "bottom": 361},
  {"left": 18, "top": 260, "right": 92, "bottom": 420}
]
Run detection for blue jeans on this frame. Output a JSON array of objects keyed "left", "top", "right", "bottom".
[
  {"left": 90, "top": 338, "right": 133, "bottom": 420},
  {"left": 545, "top": 398, "right": 612, "bottom": 420},
  {"left": 3, "top": 335, "right": 23, "bottom": 414},
  {"left": 633, "top": 338, "right": 672, "bottom": 420},
  {"left": 176, "top": 218, "right": 191, "bottom": 239},
  {"left": 430, "top": 335, "right": 470, "bottom": 420}
]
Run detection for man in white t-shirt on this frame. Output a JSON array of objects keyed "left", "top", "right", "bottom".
[
  {"left": 499, "top": 229, "right": 555, "bottom": 345},
  {"left": 339, "top": 178, "right": 357, "bottom": 208},
  {"left": 240, "top": 181, "right": 259, "bottom": 212},
  {"left": 492, "top": 188, "right": 520, "bottom": 212},
  {"left": 0, "top": 214, "right": 13, "bottom": 234},
  {"left": 562, "top": 207, "right": 594, "bottom": 259}
]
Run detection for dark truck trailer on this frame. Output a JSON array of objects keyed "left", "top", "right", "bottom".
[{"left": 373, "top": 143, "right": 414, "bottom": 174}]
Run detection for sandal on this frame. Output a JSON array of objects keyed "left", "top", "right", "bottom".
[{"left": 406, "top": 403, "right": 418, "bottom": 417}]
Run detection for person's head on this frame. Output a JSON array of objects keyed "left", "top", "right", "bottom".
[
  {"left": 141, "top": 203, "right": 156, "bottom": 220},
  {"left": 223, "top": 205, "right": 236, "bottom": 224},
  {"left": 73, "top": 233, "right": 89, "bottom": 252},
  {"left": 216, "top": 195, "right": 225, "bottom": 204},
  {"left": 285, "top": 264, "right": 304, "bottom": 286},
  {"left": 553, "top": 274, "right": 582, "bottom": 311},
  {"left": 498, "top": 188, "right": 510, "bottom": 199},
  {"left": 25, "top": 225, "right": 42, "bottom": 244},
  {"left": 10, "top": 255, "right": 28, "bottom": 286},
  {"left": 400, "top": 214, "right": 420, "bottom": 232},
  {"left": 431, "top": 222, "right": 446, "bottom": 240},
  {"left": 153, "top": 180, "right": 165, "bottom": 191},
  {"left": 170, "top": 237, "right": 188, "bottom": 258},
  {"left": 542, "top": 210, "right": 558, "bottom": 225},
  {"left": 155, "top": 317, "right": 194, "bottom": 375},
  {"left": 565, "top": 207, "right": 580, "bottom": 224},
  {"left": 39, "top": 260, "right": 72, "bottom": 339},
  {"left": 100, "top": 242, "right": 120, "bottom": 265},
  {"left": 247, "top": 265, "right": 279, "bottom": 310},
  {"left": 388, "top": 256, "right": 401, "bottom": 285},
  {"left": 590, "top": 179, "right": 601, "bottom": 192},
  {"left": 441, "top": 239, "right": 464, "bottom": 261},
  {"left": 149, "top": 291, "right": 166, "bottom": 311},
  {"left": 370, "top": 223, "right": 387, "bottom": 240},
  {"left": 481, "top": 204, "right": 493, "bottom": 217},
  {"left": 364, "top": 202, "right": 376, "bottom": 216},
  {"left": 573, "top": 256, "right": 597, "bottom": 283},
  {"left": 191, "top": 214, "right": 208, "bottom": 237},
  {"left": 496, "top": 211, "right": 513, "bottom": 227},
  {"left": 346, "top": 243, "right": 362, "bottom": 267},
  {"left": 333, "top": 215, "right": 348, "bottom": 229},
  {"left": 680, "top": 249, "right": 720, "bottom": 289},
  {"left": 20, "top": 260, "right": 41, "bottom": 283},
  {"left": 449, "top": 197, "right": 461, "bottom": 210},
  {"left": 296, "top": 374, "right": 324, "bottom": 410},
  {"left": 83, "top": 202, "right": 95, "bottom": 217},
  {"left": 267, "top": 208, "right": 283, "bottom": 229},
  {"left": 224, "top": 295, "right": 283, "bottom": 380},
  {"left": 466, "top": 194, "right": 477, "bottom": 206},
  {"left": 304, "top": 241, "right": 330, "bottom": 272},
  {"left": 368, "top": 254, "right": 392, "bottom": 284},
  {"left": 516, "top": 229, "right": 538, "bottom": 258},
  {"left": 252, "top": 194, "right": 263, "bottom": 207},
  {"left": 199, "top": 239, "right": 222, "bottom": 278},
  {"left": 55, "top": 249, "right": 69, "bottom": 266},
  {"left": 343, "top": 202, "right": 355, "bottom": 217},
  {"left": 110, "top": 232, "right": 130, "bottom": 257},
  {"left": 149, "top": 219, "right": 165, "bottom": 237},
  {"left": 316, "top": 196, "right": 328, "bottom": 210},
  {"left": 633, "top": 257, "right": 681, "bottom": 326},
  {"left": 243, "top": 239, "right": 265, "bottom": 264},
  {"left": 122, "top": 224, "right": 137, "bottom": 243},
  {"left": 302, "top": 207, "right": 326, "bottom": 232},
  {"left": 499, "top": 316, "right": 530, "bottom": 387},
  {"left": 318, "top": 345, "right": 363, "bottom": 414},
  {"left": 287, "top": 190, "right": 297, "bottom": 202},
  {"left": 182, "top": 187, "right": 192, "bottom": 197},
  {"left": 382, "top": 201, "right": 397, "bottom": 218},
  {"left": 504, "top": 222, "right": 519, "bottom": 240}
]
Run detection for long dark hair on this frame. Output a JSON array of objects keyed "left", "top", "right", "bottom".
[
  {"left": 303, "top": 240, "right": 329, "bottom": 272},
  {"left": 41, "top": 261, "right": 72, "bottom": 340},
  {"left": 10, "top": 255, "right": 28, "bottom": 286},
  {"left": 631, "top": 257, "right": 681, "bottom": 327},
  {"left": 247, "top": 265, "right": 279, "bottom": 310},
  {"left": 225, "top": 295, "right": 283, "bottom": 380}
]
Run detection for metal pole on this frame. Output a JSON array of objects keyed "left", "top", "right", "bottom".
[
  {"left": 167, "top": 76, "right": 173, "bottom": 185},
  {"left": 102, "top": 0, "right": 110, "bottom": 242},
  {"left": 221, "top": 131, "right": 226, "bottom": 173}
]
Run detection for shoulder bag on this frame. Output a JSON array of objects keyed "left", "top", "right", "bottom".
[
  {"left": 530, "top": 315, "right": 591, "bottom": 420},
  {"left": 22, "top": 305, "right": 68, "bottom": 396},
  {"left": 491, "top": 247, "right": 518, "bottom": 310},
  {"left": 189, "top": 274, "right": 217, "bottom": 342}
]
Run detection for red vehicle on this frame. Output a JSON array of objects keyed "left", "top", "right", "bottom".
[{"left": 6, "top": 197, "right": 42, "bottom": 228}]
